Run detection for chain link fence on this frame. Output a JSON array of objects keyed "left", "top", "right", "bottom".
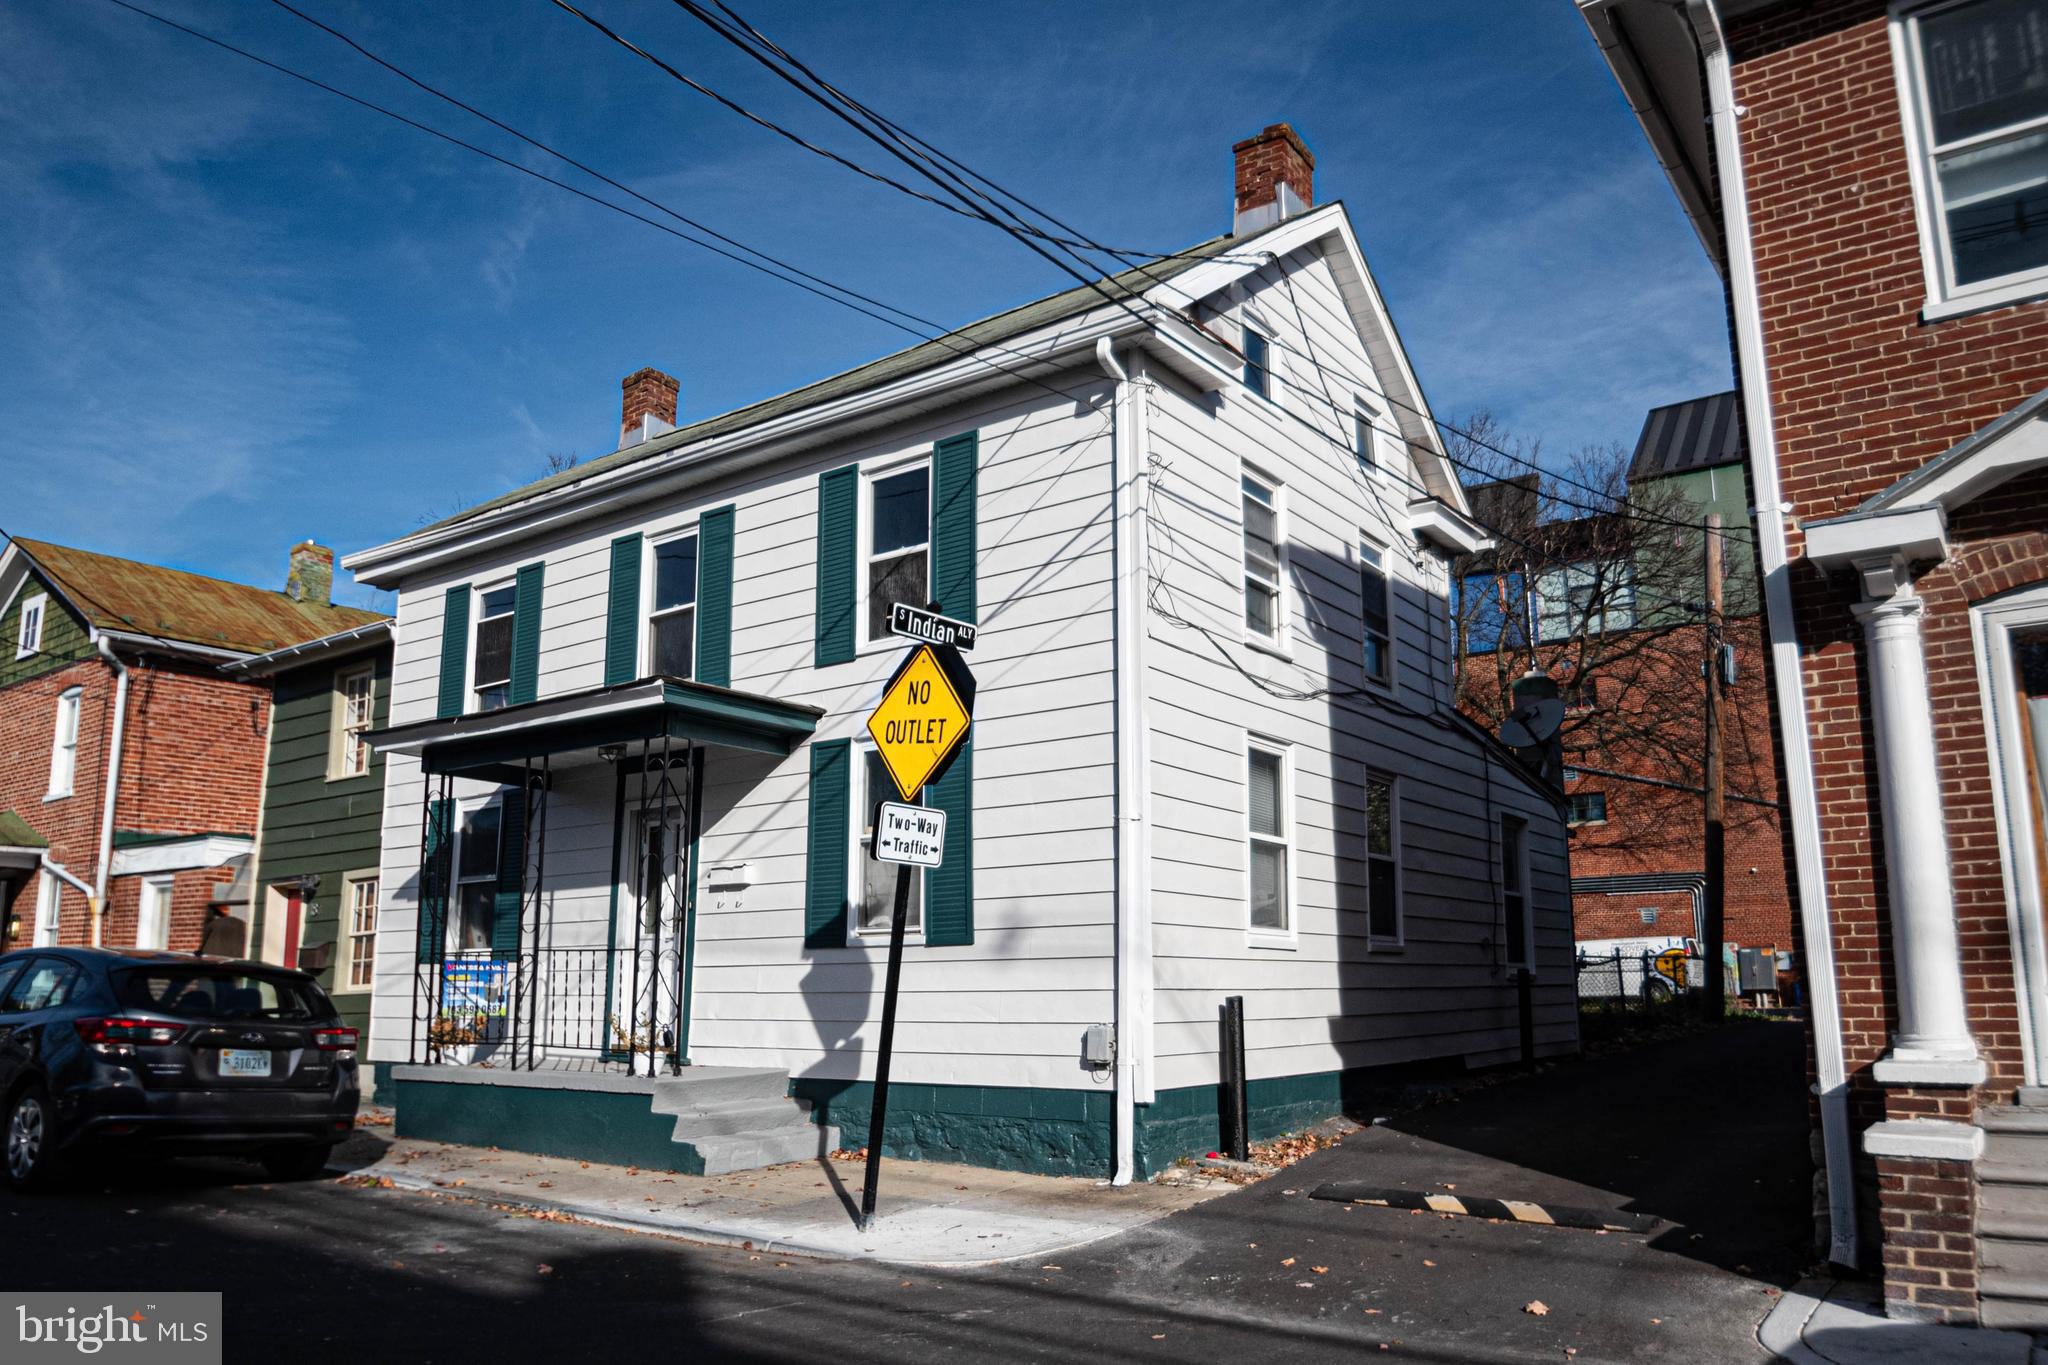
[{"left": 1575, "top": 948, "right": 1720, "bottom": 1041}]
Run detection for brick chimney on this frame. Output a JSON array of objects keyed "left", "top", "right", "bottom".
[
  {"left": 620, "top": 366, "right": 680, "bottom": 449},
  {"left": 285, "top": 541, "right": 333, "bottom": 606},
  {"left": 1233, "top": 123, "right": 1314, "bottom": 236}
]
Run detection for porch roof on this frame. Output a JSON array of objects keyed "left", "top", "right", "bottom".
[{"left": 368, "top": 677, "right": 823, "bottom": 777}]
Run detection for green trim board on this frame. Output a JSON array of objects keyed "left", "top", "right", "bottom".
[
  {"left": 112, "top": 829, "right": 247, "bottom": 849},
  {"left": 791, "top": 1077, "right": 1112, "bottom": 1177},
  {"left": 802, "top": 739, "right": 850, "bottom": 948},
  {"left": 393, "top": 1075, "right": 705, "bottom": 1175}
]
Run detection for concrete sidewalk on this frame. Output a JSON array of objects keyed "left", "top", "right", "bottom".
[
  {"left": 1760, "top": 1279, "right": 2046, "bottom": 1364},
  {"left": 349, "top": 1136, "right": 1227, "bottom": 1266}
]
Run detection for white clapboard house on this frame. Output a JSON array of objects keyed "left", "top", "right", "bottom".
[{"left": 346, "top": 125, "right": 1572, "bottom": 1180}]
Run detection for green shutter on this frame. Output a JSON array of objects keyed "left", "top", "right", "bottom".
[
  {"left": 815, "top": 465, "right": 857, "bottom": 666},
  {"left": 436, "top": 586, "right": 471, "bottom": 719},
  {"left": 697, "top": 505, "right": 735, "bottom": 688},
  {"left": 418, "top": 798, "right": 452, "bottom": 963},
  {"left": 605, "top": 534, "right": 643, "bottom": 686},
  {"left": 509, "top": 561, "right": 544, "bottom": 706},
  {"left": 924, "top": 740, "right": 974, "bottom": 946},
  {"left": 931, "top": 430, "right": 978, "bottom": 624},
  {"left": 804, "top": 739, "right": 851, "bottom": 948},
  {"left": 492, "top": 786, "right": 526, "bottom": 962}
]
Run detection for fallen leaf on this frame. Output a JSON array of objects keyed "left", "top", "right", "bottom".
[
  {"left": 537, "top": 1181, "right": 553, "bottom": 1189},
  {"left": 1423, "top": 1260, "right": 1436, "bottom": 1268},
  {"left": 1281, "top": 1257, "right": 1296, "bottom": 1267},
  {"left": 390, "top": 1261, "right": 406, "bottom": 1270},
  {"left": 900, "top": 1281, "right": 913, "bottom": 1289},
  {"left": 1042, "top": 1265, "right": 1062, "bottom": 1272},
  {"left": 1151, "top": 1335, "right": 1166, "bottom": 1341},
  {"left": 536, "top": 1264, "right": 554, "bottom": 1276},
  {"left": 1524, "top": 1301, "right": 1550, "bottom": 1317},
  {"left": 1363, "top": 1309, "right": 1383, "bottom": 1316},
  {"left": 1311, "top": 1266, "right": 1328, "bottom": 1275},
  {"left": 1650, "top": 1319, "right": 1662, "bottom": 1326}
]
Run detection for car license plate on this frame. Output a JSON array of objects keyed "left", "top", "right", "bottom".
[{"left": 220, "top": 1049, "right": 271, "bottom": 1078}]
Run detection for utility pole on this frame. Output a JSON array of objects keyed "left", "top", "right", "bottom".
[{"left": 1702, "top": 512, "right": 1727, "bottom": 1021}]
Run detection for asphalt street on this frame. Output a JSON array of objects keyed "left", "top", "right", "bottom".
[{"left": 0, "top": 1021, "right": 1809, "bottom": 1364}]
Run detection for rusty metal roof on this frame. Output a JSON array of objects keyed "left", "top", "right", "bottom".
[
  {"left": 0, "top": 810, "right": 46, "bottom": 850},
  {"left": 14, "top": 538, "right": 386, "bottom": 657}
]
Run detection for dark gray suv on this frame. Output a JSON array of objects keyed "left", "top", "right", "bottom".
[{"left": 0, "top": 948, "right": 360, "bottom": 1189}]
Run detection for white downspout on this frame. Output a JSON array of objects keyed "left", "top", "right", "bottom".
[
  {"left": 92, "top": 635, "right": 131, "bottom": 949},
  {"left": 1099, "top": 336, "right": 1156, "bottom": 1187},
  {"left": 1689, "top": 0, "right": 1859, "bottom": 1267}
]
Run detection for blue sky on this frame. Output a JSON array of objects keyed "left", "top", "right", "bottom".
[{"left": 0, "top": 0, "right": 1730, "bottom": 608}]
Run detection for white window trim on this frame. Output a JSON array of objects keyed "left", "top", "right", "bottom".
[
  {"left": 1240, "top": 321, "right": 1279, "bottom": 406},
  {"left": 1889, "top": 0, "right": 2048, "bottom": 319},
  {"left": 32, "top": 871, "right": 60, "bottom": 947},
  {"left": 1244, "top": 735, "right": 1297, "bottom": 949},
  {"left": 46, "top": 686, "right": 81, "bottom": 801},
  {"left": 448, "top": 796, "right": 504, "bottom": 955},
  {"left": 1365, "top": 769, "right": 1404, "bottom": 951},
  {"left": 1502, "top": 814, "right": 1534, "bottom": 974},
  {"left": 1360, "top": 535, "right": 1396, "bottom": 693},
  {"left": 855, "top": 453, "right": 932, "bottom": 656},
  {"left": 469, "top": 580, "right": 517, "bottom": 714},
  {"left": 1241, "top": 465, "right": 1291, "bottom": 657},
  {"left": 848, "top": 740, "right": 926, "bottom": 944},
  {"left": 1355, "top": 398, "right": 1399, "bottom": 480},
  {"left": 137, "top": 874, "right": 174, "bottom": 951},
  {"left": 15, "top": 593, "right": 47, "bottom": 660},
  {"left": 640, "top": 524, "right": 702, "bottom": 681},
  {"left": 337, "top": 869, "right": 380, "bottom": 993},
  {"left": 328, "top": 662, "right": 377, "bottom": 782}
]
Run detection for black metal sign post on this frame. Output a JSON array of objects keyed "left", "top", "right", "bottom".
[{"left": 859, "top": 859, "right": 913, "bottom": 1232}]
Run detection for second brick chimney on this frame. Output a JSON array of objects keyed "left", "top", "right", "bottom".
[
  {"left": 285, "top": 541, "right": 333, "bottom": 606},
  {"left": 1233, "top": 124, "right": 1315, "bottom": 236},
  {"left": 619, "top": 367, "right": 680, "bottom": 449}
]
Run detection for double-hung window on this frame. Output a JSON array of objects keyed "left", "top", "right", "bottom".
[
  {"left": 1247, "top": 742, "right": 1290, "bottom": 933},
  {"left": 1897, "top": 0, "right": 2048, "bottom": 312},
  {"left": 1365, "top": 771, "right": 1401, "bottom": 946},
  {"left": 1242, "top": 473, "right": 1283, "bottom": 642},
  {"left": 452, "top": 804, "right": 502, "bottom": 953},
  {"left": 1361, "top": 539, "right": 1393, "bottom": 687},
  {"left": 1567, "top": 791, "right": 1609, "bottom": 826},
  {"left": 345, "top": 874, "right": 379, "bottom": 990},
  {"left": 16, "top": 594, "right": 45, "bottom": 660},
  {"left": 48, "top": 686, "right": 80, "bottom": 799},
  {"left": 865, "top": 464, "right": 929, "bottom": 644},
  {"left": 1242, "top": 326, "right": 1272, "bottom": 400},
  {"left": 648, "top": 533, "right": 699, "bottom": 678},
  {"left": 853, "top": 747, "right": 922, "bottom": 936},
  {"left": 137, "top": 875, "right": 173, "bottom": 951},
  {"left": 1501, "top": 815, "right": 1530, "bottom": 971},
  {"left": 332, "top": 665, "right": 374, "bottom": 779},
  {"left": 471, "top": 585, "right": 516, "bottom": 712}
]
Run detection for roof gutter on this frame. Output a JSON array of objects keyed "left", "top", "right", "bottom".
[
  {"left": 1686, "top": 0, "right": 1858, "bottom": 1267},
  {"left": 220, "top": 618, "right": 393, "bottom": 678},
  {"left": 91, "top": 634, "right": 129, "bottom": 948}
]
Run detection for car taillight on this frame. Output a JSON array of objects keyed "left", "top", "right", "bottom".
[
  {"left": 74, "top": 1017, "right": 185, "bottom": 1046},
  {"left": 312, "top": 1027, "right": 358, "bottom": 1053}
]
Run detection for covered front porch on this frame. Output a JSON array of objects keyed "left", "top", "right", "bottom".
[{"left": 371, "top": 676, "right": 822, "bottom": 1081}]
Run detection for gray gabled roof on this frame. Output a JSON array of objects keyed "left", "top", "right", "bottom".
[
  {"left": 423, "top": 226, "right": 1277, "bottom": 535},
  {"left": 1627, "top": 391, "right": 1744, "bottom": 483}
]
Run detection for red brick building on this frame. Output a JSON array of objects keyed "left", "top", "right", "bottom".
[
  {"left": 0, "top": 539, "right": 381, "bottom": 955},
  {"left": 1583, "top": 0, "right": 2048, "bottom": 1326}
]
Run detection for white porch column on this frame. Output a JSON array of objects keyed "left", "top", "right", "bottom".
[{"left": 1852, "top": 557, "right": 1979, "bottom": 1079}]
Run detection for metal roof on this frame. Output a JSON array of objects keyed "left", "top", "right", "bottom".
[
  {"left": 0, "top": 811, "right": 47, "bottom": 850},
  {"left": 11, "top": 539, "right": 386, "bottom": 658},
  {"left": 1626, "top": 391, "right": 1744, "bottom": 483}
]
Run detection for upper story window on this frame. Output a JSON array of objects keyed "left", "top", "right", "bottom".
[
  {"left": 1355, "top": 399, "right": 1397, "bottom": 474},
  {"left": 471, "top": 584, "right": 516, "bottom": 712},
  {"left": 1243, "top": 473, "right": 1284, "bottom": 642},
  {"left": 1567, "top": 791, "right": 1609, "bottom": 826},
  {"left": 1537, "top": 561, "right": 1634, "bottom": 642},
  {"left": 1897, "top": 0, "right": 2048, "bottom": 313},
  {"left": 16, "top": 594, "right": 46, "bottom": 660},
  {"left": 1360, "top": 539, "right": 1393, "bottom": 688},
  {"left": 649, "top": 533, "right": 699, "bottom": 678},
  {"left": 1242, "top": 326, "right": 1272, "bottom": 400},
  {"left": 48, "top": 686, "right": 80, "bottom": 800},
  {"left": 865, "top": 463, "right": 929, "bottom": 644},
  {"left": 331, "top": 664, "right": 375, "bottom": 780},
  {"left": 1247, "top": 741, "right": 1291, "bottom": 934}
]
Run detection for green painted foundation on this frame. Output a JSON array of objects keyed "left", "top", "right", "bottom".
[
  {"left": 393, "top": 1076, "right": 705, "bottom": 1175},
  {"left": 791, "top": 1078, "right": 1113, "bottom": 1177},
  {"left": 1133, "top": 1071, "right": 1355, "bottom": 1179}
]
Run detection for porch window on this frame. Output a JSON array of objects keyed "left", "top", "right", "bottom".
[
  {"left": 1365, "top": 771, "right": 1401, "bottom": 945},
  {"left": 345, "top": 874, "right": 378, "bottom": 990},
  {"left": 472, "top": 585, "right": 516, "bottom": 712},
  {"left": 48, "top": 686, "right": 80, "bottom": 799},
  {"left": 16, "top": 593, "right": 45, "bottom": 659},
  {"left": 865, "top": 464, "right": 929, "bottom": 643},
  {"left": 854, "top": 748, "right": 922, "bottom": 935},
  {"left": 1247, "top": 742, "right": 1290, "bottom": 933},
  {"left": 1361, "top": 539, "right": 1393, "bottom": 687},
  {"left": 452, "top": 805, "right": 502, "bottom": 952},
  {"left": 1897, "top": 0, "right": 2048, "bottom": 310},
  {"left": 1502, "top": 815, "right": 1530, "bottom": 970},
  {"left": 332, "top": 664, "right": 375, "bottom": 779},
  {"left": 648, "top": 533, "right": 699, "bottom": 679},
  {"left": 1243, "top": 473, "right": 1283, "bottom": 642}
]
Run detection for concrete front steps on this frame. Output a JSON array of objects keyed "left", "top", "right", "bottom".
[
  {"left": 647, "top": 1067, "right": 839, "bottom": 1176},
  {"left": 1977, "top": 1092, "right": 2048, "bottom": 1332}
]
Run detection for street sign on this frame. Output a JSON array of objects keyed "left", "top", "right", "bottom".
[
  {"left": 872, "top": 802, "right": 945, "bottom": 867},
  {"left": 888, "top": 601, "right": 976, "bottom": 651},
  {"left": 865, "top": 642, "right": 975, "bottom": 802}
]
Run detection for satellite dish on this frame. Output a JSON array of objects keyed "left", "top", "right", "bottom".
[{"left": 1500, "top": 696, "right": 1565, "bottom": 750}]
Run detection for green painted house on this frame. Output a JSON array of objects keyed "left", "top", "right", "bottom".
[{"left": 225, "top": 620, "right": 392, "bottom": 1049}]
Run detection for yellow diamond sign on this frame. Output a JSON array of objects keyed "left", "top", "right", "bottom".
[{"left": 866, "top": 642, "right": 975, "bottom": 801}]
